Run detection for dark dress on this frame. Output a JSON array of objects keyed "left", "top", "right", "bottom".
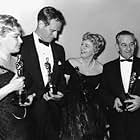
[
  {"left": 0, "top": 66, "right": 27, "bottom": 140},
  {"left": 62, "top": 61, "right": 106, "bottom": 140}
]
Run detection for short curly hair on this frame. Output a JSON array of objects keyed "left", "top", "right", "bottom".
[
  {"left": 82, "top": 32, "right": 106, "bottom": 59},
  {"left": 0, "top": 14, "right": 23, "bottom": 36}
]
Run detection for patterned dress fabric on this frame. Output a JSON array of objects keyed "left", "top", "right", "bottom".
[
  {"left": 0, "top": 66, "right": 27, "bottom": 140},
  {"left": 62, "top": 61, "right": 106, "bottom": 140}
]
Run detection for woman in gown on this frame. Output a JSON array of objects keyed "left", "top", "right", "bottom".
[
  {"left": 62, "top": 32, "right": 106, "bottom": 140},
  {"left": 0, "top": 15, "right": 35, "bottom": 140}
]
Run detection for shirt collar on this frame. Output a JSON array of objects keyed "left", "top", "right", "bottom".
[{"left": 120, "top": 56, "right": 133, "bottom": 61}]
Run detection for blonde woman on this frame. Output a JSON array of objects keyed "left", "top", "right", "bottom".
[
  {"left": 0, "top": 15, "right": 34, "bottom": 140},
  {"left": 62, "top": 32, "right": 106, "bottom": 140}
]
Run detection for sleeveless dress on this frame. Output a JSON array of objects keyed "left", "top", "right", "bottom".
[
  {"left": 62, "top": 61, "right": 106, "bottom": 140},
  {"left": 0, "top": 66, "right": 27, "bottom": 140}
]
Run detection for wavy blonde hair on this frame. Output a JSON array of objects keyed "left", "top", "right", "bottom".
[
  {"left": 82, "top": 32, "right": 106, "bottom": 59},
  {"left": 0, "top": 15, "right": 24, "bottom": 37}
]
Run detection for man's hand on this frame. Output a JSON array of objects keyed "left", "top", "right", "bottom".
[
  {"left": 43, "top": 91, "right": 63, "bottom": 101},
  {"left": 124, "top": 95, "right": 140, "bottom": 112},
  {"left": 113, "top": 97, "right": 123, "bottom": 112}
]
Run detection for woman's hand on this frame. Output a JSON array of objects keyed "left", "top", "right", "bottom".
[{"left": 9, "top": 74, "right": 25, "bottom": 92}]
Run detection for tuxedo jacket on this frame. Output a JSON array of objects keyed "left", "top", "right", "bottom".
[
  {"left": 20, "top": 33, "right": 66, "bottom": 100},
  {"left": 20, "top": 34, "right": 66, "bottom": 139},
  {"left": 99, "top": 56, "right": 140, "bottom": 139},
  {"left": 100, "top": 56, "right": 140, "bottom": 109}
]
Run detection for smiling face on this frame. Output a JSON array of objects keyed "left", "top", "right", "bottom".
[
  {"left": 0, "top": 27, "right": 23, "bottom": 54},
  {"left": 117, "top": 35, "right": 136, "bottom": 59},
  {"left": 37, "top": 19, "right": 62, "bottom": 43},
  {"left": 80, "top": 39, "right": 97, "bottom": 59}
]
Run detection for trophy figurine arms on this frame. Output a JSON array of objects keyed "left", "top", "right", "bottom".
[{"left": 20, "top": 93, "right": 36, "bottom": 106}]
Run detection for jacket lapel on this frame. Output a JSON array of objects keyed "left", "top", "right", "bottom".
[
  {"left": 29, "top": 34, "right": 45, "bottom": 87},
  {"left": 50, "top": 42, "right": 59, "bottom": 71},
  {"left": 115, "top": 59, "right": 125, "bottom": 93}
]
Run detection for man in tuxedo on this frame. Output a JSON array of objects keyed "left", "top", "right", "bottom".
[
  {"left": 20, "top": 6, "right": 66, "bottom": 140},
  {"left": 100, "top": 30, "right": 140, "bottom": 140}
]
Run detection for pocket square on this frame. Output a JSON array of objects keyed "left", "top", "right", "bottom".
[
  {"left": 64, "top": 74, "right": 70, "bottom": 85},
  {"left": 58, "top": 61, "right": 62, "bottom": 65},
  {"left": 138, "top": 76, "right": 140, "bottom": 80}
]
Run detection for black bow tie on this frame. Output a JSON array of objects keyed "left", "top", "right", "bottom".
[
  {"left": 120, "top": 59, "right": 133, "bottom": 62},
  {"left": 39, "top": 39, "right": 49, "bottom": 46}
]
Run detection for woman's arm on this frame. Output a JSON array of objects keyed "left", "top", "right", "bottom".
[{"left": 0, "top": 74, "right": 25, "bottom": 100}]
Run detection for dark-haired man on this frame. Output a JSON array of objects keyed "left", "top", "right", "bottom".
[
  {"left": 21, "top": 6, "right": 66, "bottom": 140},
  {"left": 100, "top": 30, "right": 140, "bottom": 140}
]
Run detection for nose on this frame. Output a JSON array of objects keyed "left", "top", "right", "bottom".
[
  {"left": 81, "top": 44, "right": 86, "bottom": 50},
  {"left": 126, "top": 45, "right": 131, "bottom": 51},
  {"left": 18, "top": 36, "right": 23, "bottom": 44}
]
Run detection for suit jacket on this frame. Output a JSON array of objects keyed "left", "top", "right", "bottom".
[
  {"left": 99, "top": 56, "right": 140, "bottom": 140},
  {"left": 20, "top": 33, "right": 66, "bottom": 140},
  {"left": 100, "top": 56, "right": 140, "bottom": 108},
  {"left": 21, "top": 33, "right": 66, "bottom": 99}
]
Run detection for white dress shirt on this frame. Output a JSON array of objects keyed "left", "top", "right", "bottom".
[
  {"left": 33, "top": 32, "right": 54, "bottom": 86},
  {"left": 120, "top": 56, "right": 133, "bottom": 93}
]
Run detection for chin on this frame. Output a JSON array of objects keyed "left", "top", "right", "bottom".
[
  {"left": 14, "top": 49, "right": 20, "bottom": 54},
  {"left": 127, "top": 55, "right": 133, "bottom": 59},
  {"left": 122, "top": 54, "right": 132, "bottom": 59}
]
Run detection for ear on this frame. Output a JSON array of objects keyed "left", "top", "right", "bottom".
[
  {"left": 38, "top": 20, "right": 45, "bottom": 29},
  {"left": 94, "top": 48, "right": 99, "bottom": 54},
  {"left": 134, "top": 41, "right": 137, "bottom": 47},
  {"left": 115, "top": 43, "right": 120, "bottom": 52}
]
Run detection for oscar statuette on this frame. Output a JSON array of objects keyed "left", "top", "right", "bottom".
[
  {"left": 45, "top": 57, "right": 57, "bottom": 96},
  {"left": 122, "top": 72, "right": 137, "bottom": 111},
  {"left": 12, "top": 54, "right": 27, "bottom": 119},
  {"left": 16, "top": 54, "right": 25, "bottom": 106}
]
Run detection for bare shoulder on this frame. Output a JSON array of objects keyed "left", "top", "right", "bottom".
[{"left": 68, "top": 57, "right": 81, "bottom": 68}]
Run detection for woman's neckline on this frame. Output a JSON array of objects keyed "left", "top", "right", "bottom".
[
  {"left": 78, "top": 71, "right": 102, "bottom": 77},
  {"left": 67, "top": 60, "right": 102, "bottom": 76},
  {"left": 0, "top": 55, "right": 17, "bottom": 73}
]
